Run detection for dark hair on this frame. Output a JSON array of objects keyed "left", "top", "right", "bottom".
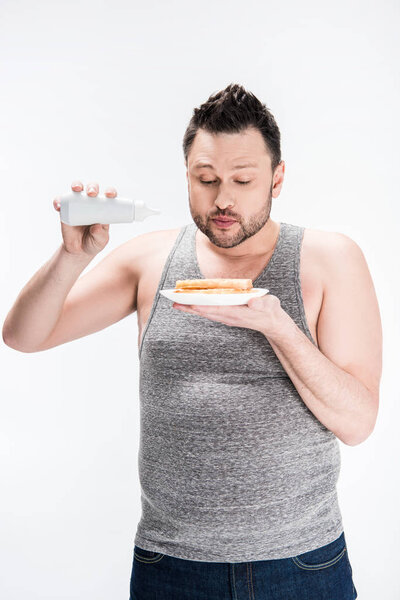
[{"left": 183, "top": 83, "right": 281, "bottom": 172}]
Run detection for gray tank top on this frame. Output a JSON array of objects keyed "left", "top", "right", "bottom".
[{"left": 134, "top": 221, "right": 343, "bottom": 562}]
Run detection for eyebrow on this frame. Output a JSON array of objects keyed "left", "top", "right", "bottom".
[{"left": 193, "top": 162, "right": 258, "bottom": 170}]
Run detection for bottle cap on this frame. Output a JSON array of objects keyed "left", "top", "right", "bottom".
[{"left": 133, "top": 199, "right": 161, "bottom": 221}]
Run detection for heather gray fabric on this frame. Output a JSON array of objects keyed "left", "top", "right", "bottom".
[{"left": 134, "top": 221, "right": 343, "bottom": 562}]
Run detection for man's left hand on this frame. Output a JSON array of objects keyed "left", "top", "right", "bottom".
[{"left": 172, "top": 294, "right": 285, "bottom": 338}]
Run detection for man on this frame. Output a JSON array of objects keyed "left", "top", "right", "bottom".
[{"left": 3, "top": 83, "right": 381, "bottom": 599}]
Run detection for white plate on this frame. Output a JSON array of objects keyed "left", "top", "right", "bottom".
[{"left": 159, "top": 287, "right": 269, "bottom": 306}]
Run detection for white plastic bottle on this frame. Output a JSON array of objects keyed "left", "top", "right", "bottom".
[{"left": 59, "top": 190, "right": 161, "bottom": 226}]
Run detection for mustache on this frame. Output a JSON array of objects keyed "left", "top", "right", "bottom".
[{"left": 210, "top": 212, "right": 239, "bottom": 220}]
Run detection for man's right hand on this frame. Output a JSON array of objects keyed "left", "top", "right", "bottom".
[{"left": 53, "top": 181, "right": 116, "bottom": 258}]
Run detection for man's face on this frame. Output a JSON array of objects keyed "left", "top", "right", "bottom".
[{"left": 186, "top": 126, "right": 284, "bottom": 249}]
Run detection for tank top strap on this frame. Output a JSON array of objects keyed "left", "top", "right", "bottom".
[
  {"left": 254, "top": 221, "right": 303, "bottom": 288},
  {"left": 161, "top": 223, "right": 200, "bottom": 289},
  {"left": 256, "top": 222, "right": 316, "bottom": 346}
]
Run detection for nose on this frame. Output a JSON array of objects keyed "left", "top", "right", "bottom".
[{"left": 214, "top": 191, "right": 235, "bottom": 211}]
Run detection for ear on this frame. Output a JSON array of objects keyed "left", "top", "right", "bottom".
[{"left": 272, "top": 161, "right": 285, "bottom": 196}]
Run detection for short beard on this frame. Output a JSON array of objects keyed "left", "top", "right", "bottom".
[{"left": 189, "top": 186, "right": 273, "bottom": 248}]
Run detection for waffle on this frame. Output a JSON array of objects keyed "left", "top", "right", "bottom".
[{"left": 174, "top": 278, "right": 256, "bottom": 294}]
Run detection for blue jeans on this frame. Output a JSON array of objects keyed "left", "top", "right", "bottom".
[{"left": 129, "top": 531, "right": 357, "bottom": 599}]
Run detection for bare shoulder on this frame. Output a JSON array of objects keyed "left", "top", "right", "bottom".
[
  {"left": 302, "top": 226, "right": 369, "bottom": 289},
  {"left": 126, "top": 227, "right": 183, "bottom": 276},
  {"left": 125, "top": 227, "right": 182, "bottom": 253},
  {"left": 303, "top": 226, "right": 363, "bottom": 256}
]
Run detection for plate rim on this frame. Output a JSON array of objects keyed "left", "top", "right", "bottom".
[
  {"left": 160, "top": 287, "right": 269, "bottom": 294},
  {"left": 159, "top": 287, "right": 269, "bottom": 305}
]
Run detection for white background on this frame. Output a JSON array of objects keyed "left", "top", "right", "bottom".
[{"left": 1, "top": 1, "right": 399, "bottom": 598}]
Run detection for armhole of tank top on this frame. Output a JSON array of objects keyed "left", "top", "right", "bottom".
[
  {"left": 138, "top": 225, "right": 187, "bottom": 359},
  {"left": 294, "top": 226, "right": 318, "bottom": 348}
]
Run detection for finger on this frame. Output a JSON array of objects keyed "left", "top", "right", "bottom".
[
  {"left": 104, "top": 186, "right": 117, "bottom": 198},
  {"left": 247, "top": 297, "right": 265, "bottom": 310},
  {"left": 86, "top": 182, "right": 99, "bottom": 197},
  {"left": 172, "top": 303, "right": 196, "bottom": 313},
  {"left": 53, "top": 196, "right": 61, "bottom": 211},
  {"left": 71, "top": 180, "right": 83, "bottom": 191}
]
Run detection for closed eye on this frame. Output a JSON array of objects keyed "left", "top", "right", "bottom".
[{"left": 201, "top": 180, "right": 251, "bottom": 185}]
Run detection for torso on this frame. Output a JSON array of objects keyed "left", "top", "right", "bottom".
[{"left": 135, "top": 223, "right": 324, "bottom": 350}]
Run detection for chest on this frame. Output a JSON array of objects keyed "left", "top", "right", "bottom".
[{"left": 136, "top": 229, "right": 323, "bottom": 350}]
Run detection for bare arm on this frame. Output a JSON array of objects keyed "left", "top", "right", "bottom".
[
  {"left": 2, "top": 229, "right": 146, "bottom": 353},
  {"left": 2, "top": 246, "right": 92, "bottom": 351},
  {"left": 265, "top": 233, "right": 382, "bottom": 445},
  {"left": 2, "top": 179, "right": 140, "bottom": 353}
]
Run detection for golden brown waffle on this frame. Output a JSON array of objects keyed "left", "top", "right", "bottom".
[
  {"left": 174, "top": 288, "right": 257, "bottom": 294},
  {"left": 173, "top": 278, "right": 255, "bottom": 294},
  {"left": 175, "top": 278, "right": 252, "bottom": 290}
]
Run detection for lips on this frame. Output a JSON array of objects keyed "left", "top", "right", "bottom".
[
  {"left": 212, "top": 217, "right": 236, "bottom": 223},
  {"left": 212, "top": 218, "right": 237, "bottom": 228}
]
